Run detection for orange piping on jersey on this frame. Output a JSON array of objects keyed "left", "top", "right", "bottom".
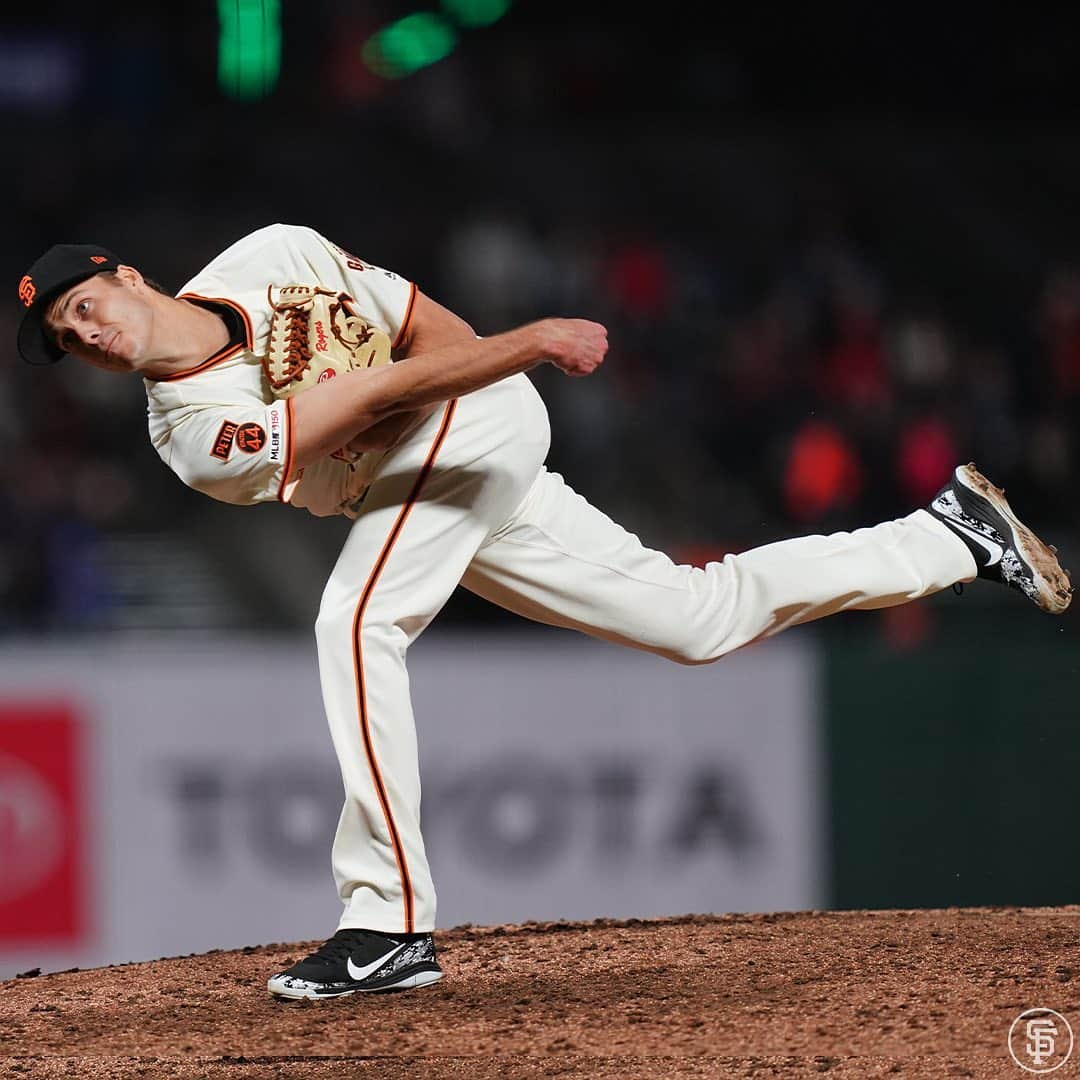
[
  {"left": 276, "top": 397, "right": 296, "bottom": 503},
  {"left": 350, "top": 398, "right": 457, "bottom": 933},
  {"left": 148, "top": 294, "right": 255, "bottom": 382},
  {"left": 392, "top": 282, "right": 418, "bottom": 350}
]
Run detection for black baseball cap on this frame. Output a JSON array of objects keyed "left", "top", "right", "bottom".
[{"left": 17, "top": 243, "right": 123, "bottom": 366}]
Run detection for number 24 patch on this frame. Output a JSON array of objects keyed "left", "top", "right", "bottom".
[{"left": 211, "top": 420, "right": 266, "bottom": 460}]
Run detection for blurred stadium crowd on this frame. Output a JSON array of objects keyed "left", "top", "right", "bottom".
[{"left": 2, "top": 3, "right": 1078, "bottom": 635}]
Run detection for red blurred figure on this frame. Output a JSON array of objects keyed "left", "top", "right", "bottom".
[
  {"left": 784, "top": 418, "right": 864, "bottom": 524},
  {"left": 895, "top": 415, "right": 957, "bottom": 506},
  {"left": 602, "top": 236, "right": 672, "bottom": 322}
]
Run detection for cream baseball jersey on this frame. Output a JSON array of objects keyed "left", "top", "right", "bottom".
[{"left": 146, "top": 223, "right": 416, "bottom": 518}]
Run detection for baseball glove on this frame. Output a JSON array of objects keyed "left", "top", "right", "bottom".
[
  {"left": 262, "top": 284, "right": 393, "bottom": 464},
  {"left": 262, "top": 284, "right": 392, "bottom": 395}
]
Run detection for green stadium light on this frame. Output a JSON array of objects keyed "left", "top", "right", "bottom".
[
  {"left": 362, "top": 13, "right": 458, "bottom": 79},
  {"left": 440, "top": 0, "right": 512, "bottom": 28},
  {"left": 362, "top": 3, "right": 512, "bottom": 81},
  {"left": 218, "top": 0, "right": 282, "bottom": 101}
]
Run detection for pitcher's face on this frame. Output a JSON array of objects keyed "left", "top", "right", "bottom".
[{"left": 43, "top": 267, "right": 155, "bottom": 373}]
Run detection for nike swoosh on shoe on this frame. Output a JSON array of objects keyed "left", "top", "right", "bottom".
[
  {"left": 347, "top": 942, "right": 408, "bottom": 982},
  {"left": 940, "top": 515, "right": 1003, "bottom": 567}
]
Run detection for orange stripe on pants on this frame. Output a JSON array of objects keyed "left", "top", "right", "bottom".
[{"left": 349, "top": 400, "right": 457, "bottom": 933}]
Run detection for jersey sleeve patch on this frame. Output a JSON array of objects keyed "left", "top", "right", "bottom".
[
  {"left": 211, "top": 420, "right": 239, "bottom": 460},
  {"left": 166, "top": 399, "right": 293, "bottom": 507},
  {"left": 236, "top": 422, "right": 266, "bottom": 453},
  {"left": 267, "top": 403, "right": 287, "bottom": 467}
]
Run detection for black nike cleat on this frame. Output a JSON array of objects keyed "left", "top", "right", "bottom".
[
  {"left": 267, "top": 928, "right": 443, "bottom": 999},
  {"left": 927, "top": 462, "right": 1073, "bottom": 615}
]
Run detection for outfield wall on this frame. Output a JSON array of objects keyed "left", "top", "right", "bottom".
[{"left": 0, "top": 631, "right": 823, "bottom": 979}]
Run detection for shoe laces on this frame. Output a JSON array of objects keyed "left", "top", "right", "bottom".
[{"left": 303, "top": 929, "right": 387, "bottom": 967}]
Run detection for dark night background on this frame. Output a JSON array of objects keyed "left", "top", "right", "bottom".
[{"left": 3, "top": 4, "right": 1080, "bottom": 639}]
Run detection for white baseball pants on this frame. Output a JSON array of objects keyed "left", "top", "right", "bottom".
[{"left": 313, "top": 375, "right": 977, "bottom": 934}]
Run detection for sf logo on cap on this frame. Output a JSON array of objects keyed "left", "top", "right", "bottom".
[{"left": 18, "top": 275, "right": 35, "bottom": 308}]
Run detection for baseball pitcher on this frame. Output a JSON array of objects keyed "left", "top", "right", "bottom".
[{"left": 15, "top": 224, "right": 1072, "bottom": 998}]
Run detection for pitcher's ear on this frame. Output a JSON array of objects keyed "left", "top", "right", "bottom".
[{"left": 115, "top": 265, "right": 144, "bottom": 286}]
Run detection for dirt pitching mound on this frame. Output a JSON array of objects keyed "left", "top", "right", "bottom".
[{"left": 3, "top": 907, "right": 1079, "bottom": 1078}]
